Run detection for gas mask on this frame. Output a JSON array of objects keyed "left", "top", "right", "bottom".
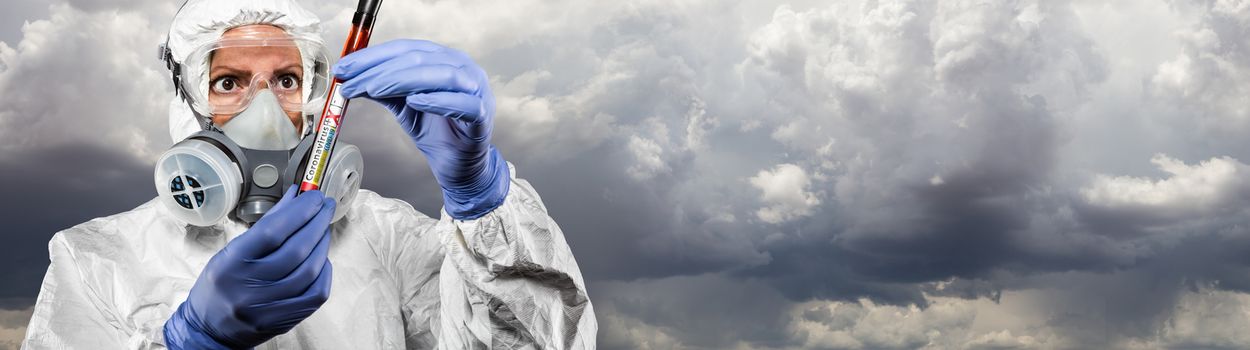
[{"left": 155, "top": 25, "right": 363, "bottom": 226}]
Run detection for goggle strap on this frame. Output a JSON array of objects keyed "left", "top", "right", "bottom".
[{"left": 161, "top": 40, "right": 213, "bottom": 133}]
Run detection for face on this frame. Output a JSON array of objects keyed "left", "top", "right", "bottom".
[{"left": 208, "top": 25, "right": 305, "bottom": 130}]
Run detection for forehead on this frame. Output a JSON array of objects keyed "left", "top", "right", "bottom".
[{"left": 210, "top": 25, "right": 302, "bottom": 72}]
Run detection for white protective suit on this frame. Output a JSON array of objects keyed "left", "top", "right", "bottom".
[{"left": 21, "top": 1, "right": 597, "bottom": 349}]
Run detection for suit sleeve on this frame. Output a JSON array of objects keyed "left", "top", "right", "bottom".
[{"left": 435, "top": 163, "right": 597, "bottom": 349}]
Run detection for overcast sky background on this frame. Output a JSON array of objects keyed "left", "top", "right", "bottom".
[{"left": 6, "top": 0, "right": 1250, "bottom": 349}]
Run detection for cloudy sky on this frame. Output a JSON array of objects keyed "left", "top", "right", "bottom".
[{"left": 6, "top": 0, "right": 1250, "bottom": 348}]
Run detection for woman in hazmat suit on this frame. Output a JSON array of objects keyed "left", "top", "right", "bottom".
[{"left": 20, "top": 0, "right": 596, "bottom": 349}]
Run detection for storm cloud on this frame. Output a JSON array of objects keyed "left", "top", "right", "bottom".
[{"left": 5, "top": 0, "right": 1250, "bottom": 349}]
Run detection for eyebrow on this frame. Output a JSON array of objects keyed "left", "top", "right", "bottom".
[
  {"left": 209, "top": 64, "right": 303, "bottom": 79},
  {"left": 209, "top": 66, "right": 249, "bottom": 80},
  {"left": 275, "top": 64, "right": 303, "bottom": 74}
]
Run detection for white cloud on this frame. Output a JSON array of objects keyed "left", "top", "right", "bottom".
[
  {"left": 0, "top": 3, "right": 173, "bottom": 161},
  {"left": 592, "top": 273, "right": 797, "bottom": 349},
  {"left": 789, "top": 284, "right": 1250, "bottom": 350},
  {"left": 1147, "top": 288, "right": 1250, "bottom": 348},
  {"left": 791, "top": 298, "right": 980, "bottom": 349},
  {"left": 594, "top": 274, "right": 1250, "bottom": 349},
  {"left": 750, "top": 163, "right": 820, "bottom": 224},
  {"left": 0, "top": 306, "right": 32, "bottom": 350},
  {"left": 624, "top": 99, "right": 717, "bottom": 181},
  {"left": 489, "top": 65, "right": 619, "bottom": 165},
  {"left": 787, "top": 288, "right": 1071, "bottom": 350},
  {"left": 683, "top": 98, "right": 716, "bottom": 152},
  {"left": 1082, "top": 154, "right": 1249, "bottom": 209},
  {"left": 963, "top": 330, "right": 1045, "bottom": 349},
  {"left": 627, "top": 135, "right": 669, "bottom": 180},
  {"left": 597, "top": 304, "right": 688, "bottom": 350},
  {"left": 1147, "top": 0, "right": 1250, "bottom": 132}
]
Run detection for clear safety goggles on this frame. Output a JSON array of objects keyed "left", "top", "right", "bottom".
[{"left": 178, "top": 28, "right": 331, "bottom": 117}]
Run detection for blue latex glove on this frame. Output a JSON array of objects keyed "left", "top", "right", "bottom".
[
  {"left": 333, "top": 39, "right": 509, "bottom": 220},
  {"left": 164, "top": 186, "right": 335, "bottom": 349}
]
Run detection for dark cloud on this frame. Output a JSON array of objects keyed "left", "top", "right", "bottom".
[
  {"left": 8, "top": 0, "right": 1250, "bottom": 348},
  {"left": 833, "top": 94, "right": 1058, "bottom": 283},
  {"left": 0, "top": 144, "right": 153, "bottom": 299}
]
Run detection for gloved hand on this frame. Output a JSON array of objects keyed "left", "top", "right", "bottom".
[
  {"left": 333, "top": 39, "right": 510, "bottom": 220},
  {"left": 164, "top": 186, "right": 335, "bottom": 350}
]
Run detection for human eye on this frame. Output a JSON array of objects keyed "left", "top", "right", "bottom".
[
  {"left": 276, "top": 74, "right": 301, "bottom": 91},
  {"left": 211, "top": 76, "right": 242, "bottom": 94}
]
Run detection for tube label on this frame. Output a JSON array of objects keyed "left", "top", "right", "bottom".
[{"left": 301, "top": 83, "right": 346, "bottom": 191}]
